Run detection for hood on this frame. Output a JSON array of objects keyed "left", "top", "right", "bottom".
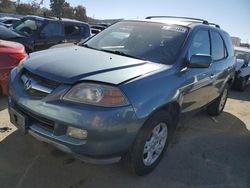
[
  {"left": 23, "top": 46, "right": 168, "bottom": 85},
  {"left": 0, "top": 26, "right": 24, "bottom": 39},
  {"left": 0, "top": 40, "right": 25, "bottom": 53}
]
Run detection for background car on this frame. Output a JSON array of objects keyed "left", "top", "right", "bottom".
[
  {"left": 0, "top": 40, "right": 27, "bottom": 95},
  {"left": 0, "top": 16, "right": 91, "bottom": 53},
  {"left": 90, "top": 24, "right": 108, "bottom": 35},
  {"left": 0, "top": 17, "right": 20, "bottom": 28},
  {"left": 233, "top": 46, "right": 250, "bottom": 91}
]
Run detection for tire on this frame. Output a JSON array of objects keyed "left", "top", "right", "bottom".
[
  {"left": 128, "top": 111, "right": 175, "bottom": 176},
  {"left": 207, "top": 84, "right": 229, "bottom": 116},
  {"left": 235, "top": 77, "right": 248, "bottom": 91}
]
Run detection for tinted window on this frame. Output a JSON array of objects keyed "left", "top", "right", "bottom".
[
  {"left": 189, "top": 30, "right": 210, "bottom": 57},
  {"left": 85, "top": 21, "right": 188, "bottom": 65},
  {"left": 211, "top": 31, "right": 226, "bottom": 60},
  {"left": 65, "top": 25, "right": 81, "bottom": 36},
  {"left": 3, "top": 20, "right": 12, "bottom": 24},
  {"left": 13, "top": 18, "right": 43, "bottom": 36},
  {"left": 41, "top": 22, "right": 63, "bottom": 37}
]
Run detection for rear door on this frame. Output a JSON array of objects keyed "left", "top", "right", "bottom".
[
  {"left": 181, "top": 29, "right": 214, "bottom": 113},
  {"left": 34, "top": 21, "right": 64, "bottom": 51}
]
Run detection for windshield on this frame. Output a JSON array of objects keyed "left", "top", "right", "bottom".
[
  {"left": 85, "top": 21, "right": 188, "bottom": 65},
  {"left": 12, "top": 18, "right": 43, "bottom": 36}
]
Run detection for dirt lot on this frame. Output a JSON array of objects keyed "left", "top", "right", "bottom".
[{"left": 0, "top": 86, "right": 249, "bottom": 188}]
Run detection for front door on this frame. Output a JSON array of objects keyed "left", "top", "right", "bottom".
[{"left": 181, "top": 29, "right": 214, "bottom": 114}]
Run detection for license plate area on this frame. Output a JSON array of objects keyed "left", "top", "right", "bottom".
[{"left": 9, "top": 108, "right": 28, "bottom": 134}]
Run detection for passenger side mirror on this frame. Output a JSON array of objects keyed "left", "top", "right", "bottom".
[{"left": 188, "top": 54, "right": 212, "bottom": 68}]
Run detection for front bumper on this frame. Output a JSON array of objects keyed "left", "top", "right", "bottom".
[{"left": 9, "top": 68, "right": 142, "bottom": 164}]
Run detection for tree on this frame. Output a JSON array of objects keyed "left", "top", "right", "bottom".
[
  {"left": 50, "top": 0, "right": 65, "bottom": 18},
  {"left": 62, "top": 2, "right": 74, "bottom": 18},
  {"left": 0, "top": 0, "right": 15, "bottom": 12},
  {"left": 74, "top": 5, "right": 88, "bottom": 22},
  {"left": 16, "top": 3, "right": 34, "bottom": 15},
  {"left": 0, "top": 0, "right": 12, "bottom": 9}
]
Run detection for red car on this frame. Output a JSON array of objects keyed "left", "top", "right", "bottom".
[{"left": 0, "top": 40, "right": 27, "bottom": 95}]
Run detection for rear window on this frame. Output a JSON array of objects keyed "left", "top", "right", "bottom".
[{"left": 85, "top": 21, "right": 188, "bottom": 65}]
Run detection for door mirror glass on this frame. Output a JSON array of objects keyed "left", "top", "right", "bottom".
[{"left": 189, "top": 54, "right": 212, "bottom": 68}]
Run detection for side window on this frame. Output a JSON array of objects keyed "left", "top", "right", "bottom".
[
  {"left": 189, "top": 30, "right": 210, "bottom": 57},
  {"left": 64, "top": 25, "right": 81, "bottom": 36},
  {"left": 211, "top": 31, "right": 226, "bottom": 61},
  {"left": 41, "top": 22, "right": 63, "bottom": 37},
  {"left": 4, "top": 20, "right": 12, "bottom": 24}
]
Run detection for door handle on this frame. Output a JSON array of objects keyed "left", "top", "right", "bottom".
[{"left": 210, "top": 74, "right": 215, "bottom": 79}]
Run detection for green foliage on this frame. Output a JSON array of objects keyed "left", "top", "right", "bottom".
[
  {"left": 0, "top": 0, "right": 15, "bottom": 13},
  {"left": 0, "top": 0, "right": 12, "bottom": 9},
  {"left": 74, "top": 5, "right": 88, "bottom": 22},
  {"left": 50, "top": 0, "right": 65, "bottom": 18},
  {"left": 0, "top": 0, "right": 88, "bottom": 23},
  {"left": 16, "top": 3, "right": 34, "bottom": 15}
]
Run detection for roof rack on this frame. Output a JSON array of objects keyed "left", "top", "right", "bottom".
[
  {"left": 145, "top": 16, "right": 220, "bottom": 28},
  {"left": 208, "top": 22, "right": 220, "bottom": 28}
]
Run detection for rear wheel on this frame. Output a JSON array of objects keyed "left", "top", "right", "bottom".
[
  {"left": 207, "top": 84, "right": 229, "bottom": 116},
  {"left": 128, "top": 111, "right": 175, "bottom": 176}
]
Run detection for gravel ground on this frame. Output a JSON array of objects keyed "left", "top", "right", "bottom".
[{"left": 0, "top": 86, "right": 249, "bottom": 188}]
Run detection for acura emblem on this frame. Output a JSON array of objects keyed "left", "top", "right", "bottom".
[{"left": 24, "top": 79, "right": 32, "bottom": 91}]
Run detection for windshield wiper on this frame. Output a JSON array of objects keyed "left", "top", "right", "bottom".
[
  {"left": 99, "top": 49, "right": 147, "bottom": 61},
  {"left": 81, "top": 43, "right": 99, "bottom": 50}
]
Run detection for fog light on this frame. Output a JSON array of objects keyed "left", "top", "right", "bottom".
[{"left": 66, "top": 127, "right": 88, "bottom": 139}]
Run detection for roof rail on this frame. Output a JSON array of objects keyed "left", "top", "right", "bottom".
[
  {"left": 145, "top": 16, "right": 220, "bottom": 28},
  {"left": 208, "top": 22, "right": 220, "bottom": 28}
]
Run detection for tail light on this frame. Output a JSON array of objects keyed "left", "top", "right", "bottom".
[{"left": 8, "top": 53, "right": 28, "bottom": 61}]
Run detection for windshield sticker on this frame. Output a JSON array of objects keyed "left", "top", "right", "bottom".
[{"left": 162, "top": 26, "right": 187, "bottom": 33}]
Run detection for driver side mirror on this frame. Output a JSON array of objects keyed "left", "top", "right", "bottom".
[{"left": 188, "top": 54, "right": 212, "bottom": 68}]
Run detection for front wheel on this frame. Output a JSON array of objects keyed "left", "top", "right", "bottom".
[
  {"left": 207, "top": 84, "right": 229, "bottom": 116},
  {"left": 128, "top": 111, "right": 175, "bottom": 176}
]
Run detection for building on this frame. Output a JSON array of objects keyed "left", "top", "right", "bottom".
[{"left": 231, "top": 36, "right": 241, "bottom": 46}]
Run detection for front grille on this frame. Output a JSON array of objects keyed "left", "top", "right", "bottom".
[
  {"left": 13, "top": 102, "right": 55, "bottom": 132},
  {"left": 20, "top": 69, "right": 59, "bottom": 97},
  {"left": 24, "top": 69, "right": 59, "bottom": 88}
]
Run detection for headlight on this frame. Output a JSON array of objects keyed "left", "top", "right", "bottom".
[
  {"left": 63, "top": 83, "right": 129, "bottom": 107},
  {"left": 16, "top": 56, "right": 28, "bottom": 72}
]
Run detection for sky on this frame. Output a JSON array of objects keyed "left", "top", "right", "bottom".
[{"left": 22, "top": 0, "right": 250, "bottom": 43}]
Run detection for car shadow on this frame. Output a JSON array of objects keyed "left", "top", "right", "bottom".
[
  {"left": 0, "top": 96, "right": 8, "bottom": 111},
  {"left": 0, "top": 111, "right": 249, "bottom": 188},
  {"left": 229, "top": 82, "right": 250, "bottom": 101}
]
